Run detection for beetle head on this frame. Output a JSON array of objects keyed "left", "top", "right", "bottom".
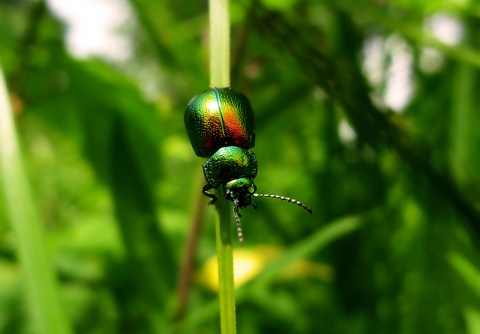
[
  {"left": 223, "top": 177, "right": 257, "bottom": 245},
  {"left": 224, "top": 177, "right": 257, "bottom": 209}
]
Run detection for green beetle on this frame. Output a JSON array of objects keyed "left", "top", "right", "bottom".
[{"left": 185, "top": 87, "right": 312, "bottom": 243}]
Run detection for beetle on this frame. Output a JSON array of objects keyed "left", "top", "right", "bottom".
[{"left": 185, "top": 87, "right": 312, "bottom": 243}]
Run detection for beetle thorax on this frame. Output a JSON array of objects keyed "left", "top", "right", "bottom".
[{"left": 224, "top": 177, "right": 257, "bottom": 209}]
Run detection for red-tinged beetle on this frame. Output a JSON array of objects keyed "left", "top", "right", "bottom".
[{"left": 185, "top": 87, "right": 312, "bottom": 244}]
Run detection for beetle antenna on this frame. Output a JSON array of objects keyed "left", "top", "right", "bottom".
[
  {"left": 232, "top": 205, "right": 244, "bottom": 245},
  {"left": 253, "top": 193, "right": 313, "bottom": 214}
]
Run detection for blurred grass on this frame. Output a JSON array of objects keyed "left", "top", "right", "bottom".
[{"left": 0, "top": 66, "right": 71, "bottom": 333}]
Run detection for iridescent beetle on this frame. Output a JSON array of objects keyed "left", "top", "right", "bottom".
[{"left": 184, "top": 87, "right": 312, "bottom": 243}]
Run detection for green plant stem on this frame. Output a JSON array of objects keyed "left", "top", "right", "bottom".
[
  {"left": 214, "top": 195, "right": 236, "bottom": 334},
  {"left": 0, "top": 68, "right": 72, "bottom": 334},
  {"left": 209, "top": 0, "right": 236, "bottom": 333},
  {"left": 210, "top": 0, "right": 230, "bottom": 87}
]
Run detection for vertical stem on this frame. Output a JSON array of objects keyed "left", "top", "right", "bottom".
[
  {"left": 210, "top": 0, "right": 230, "bottom": 87},
  {"left": 0, "top": 68, "right": 72, "bottom": 334},
  {"left": 209, "top": 0, "right": 236, "bottom": 333},
  {"left": 214, "top": 195, "right": 236, "bottom": 334}
]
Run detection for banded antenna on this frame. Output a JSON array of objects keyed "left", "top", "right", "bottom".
[
  {"left": 253, "top": 193, "right": 313, "bottom": 214},
  {"left": 232, "top": 206, "right": 244, "bottom": 245},
  {"left": 232, "top": 194, "right": 313, "bottom": 245}
]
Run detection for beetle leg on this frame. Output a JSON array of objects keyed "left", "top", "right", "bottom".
[{"left": 202, "top": 184, "right": 218, "bottom": 204}]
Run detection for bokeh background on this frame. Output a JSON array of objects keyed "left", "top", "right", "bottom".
[{"left": 1, "top": 0, "right": 480, "bottom": 333}]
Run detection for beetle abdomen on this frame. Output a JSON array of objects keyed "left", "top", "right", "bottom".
[
  {"left": 184, "top": 87, "right": 255, "bottom": 158},
  {"left": 202, "top": 146, "right": 258, "bottom": 189}
]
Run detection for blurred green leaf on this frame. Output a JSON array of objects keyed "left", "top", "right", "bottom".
[
  {"left": 0, "top": 66, "right": 72, "bottom": 334},
  {"left": 448, "top": 252, "right": 480, "bottom": 298},
  {"left": 464, "top": 307, "right": 480, "bottom": 334}
]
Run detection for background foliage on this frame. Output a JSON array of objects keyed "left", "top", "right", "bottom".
[{"left": 1, "top": 0, "right": 480, "bottom": 333}]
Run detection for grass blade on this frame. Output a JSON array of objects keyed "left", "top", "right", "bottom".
[{"left": 0, "top": 66, "right": 71, "bottom": 334}]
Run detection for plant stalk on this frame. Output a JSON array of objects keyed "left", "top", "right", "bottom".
[
  {"left": 209, "top": 0, "right": 236, "bottom": 333},
  {"left": 210, "top": 0, "right": 230, "bottom": 88}
]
